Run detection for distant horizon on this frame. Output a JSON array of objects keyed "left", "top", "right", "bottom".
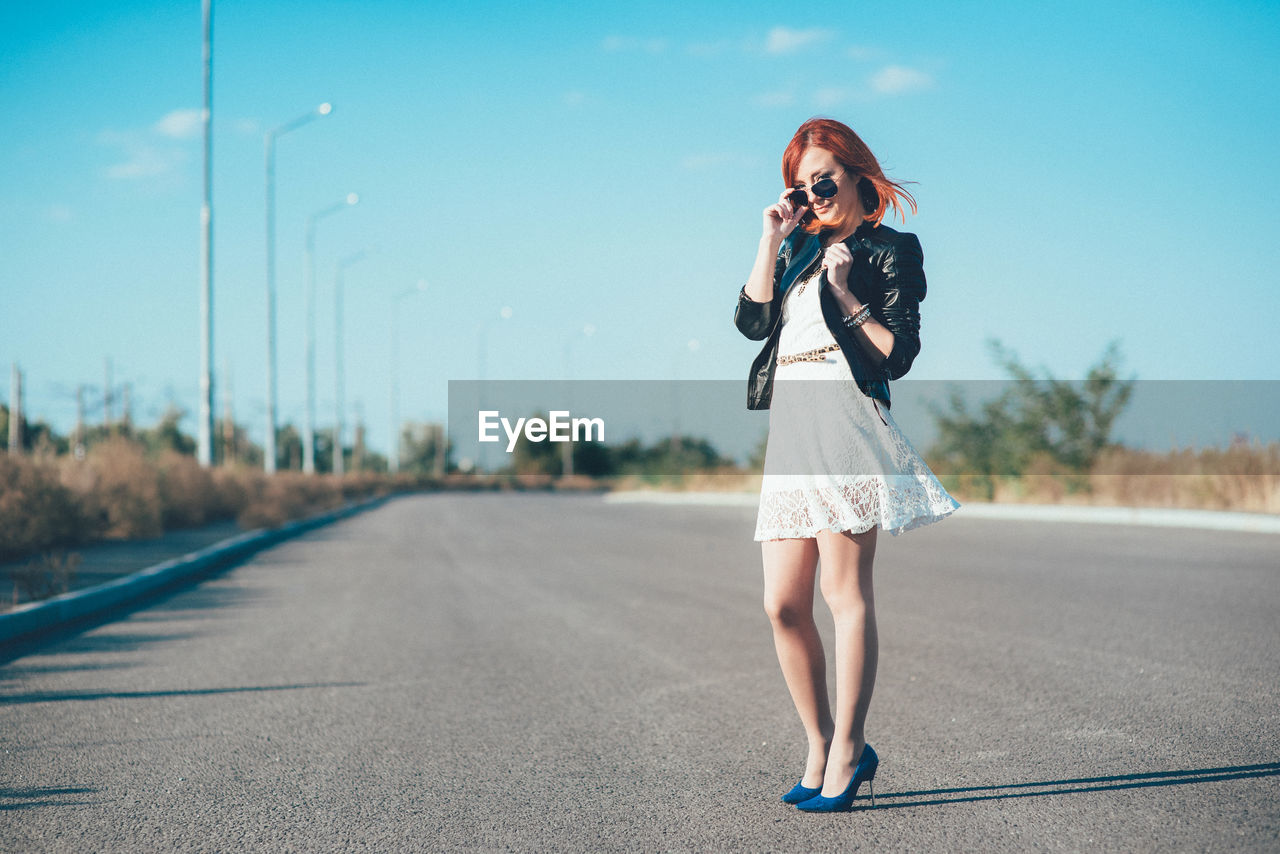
[{"left": 6, "top": 378, "right": 1279, "bottom": 472}]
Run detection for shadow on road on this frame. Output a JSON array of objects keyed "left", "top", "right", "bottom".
[
  {"left": 0, "top": 785, "right": 100, "bottom": 811},
  {"left": 139, "top": 582, "right": 265, "bottom": 614},
  {"left": 0, "top": 681, "right": 366, "bottom": 706},
  {"left": 0, "top": 574, "right": 267, "bottom": 666},
  {"left": 0, "top": 660, "right": 136, "bottom": 678},
  {"left": 869, "top": 763, "right": 1280, "bottom": 809}
]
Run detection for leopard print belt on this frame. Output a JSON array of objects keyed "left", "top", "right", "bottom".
[{"left": 776, "top": 343, "right": 840, "bottom": 366}]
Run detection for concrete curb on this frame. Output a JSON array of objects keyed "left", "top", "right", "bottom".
[
  {"left": 0, "top": 495, "right": 390, "bottom": 650},
  {"left": 602, "top": 491, "right": 1280, "bottom": 534}
]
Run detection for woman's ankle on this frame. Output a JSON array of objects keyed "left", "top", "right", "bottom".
[
  {"left": 807, "top": 733, "right": 833, "bottom": 752},
  {"left": 827, "top": 736, "right": 865, "bottom": 766}
]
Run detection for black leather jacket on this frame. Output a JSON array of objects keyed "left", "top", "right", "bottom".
[{"left": 733, "top": 219, "right": 928, "bottom": 410}]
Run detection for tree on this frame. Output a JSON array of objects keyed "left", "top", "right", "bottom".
[
  {"left": 137, "top": 405, "right": 196, "bottom": 456},
  {"left": 275, "top": 424, "right": 303, "bottom": 471},
  {"left": 508, "top": 413, "right": 561, "bottom": 475},
  {"left": 929, "top": 340, "right": 1135, "bottom": 496},
  {"left": 399, "top": 422, "right": 452, "bottom": 475}
]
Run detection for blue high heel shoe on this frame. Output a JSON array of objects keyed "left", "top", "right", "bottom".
[
  {"left": 780, "top": 780, "right": 821, "bottom": 804},
  {"left": 795, "top": 744, "right": 878, "bottom": 812}
]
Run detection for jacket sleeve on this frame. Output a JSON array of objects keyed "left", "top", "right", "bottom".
[
  {"left": 734, "top": 241, "right": 788, "bottom": 341},
  {"left": 876, "top": 232, "right": 927, "bottom": 380}
]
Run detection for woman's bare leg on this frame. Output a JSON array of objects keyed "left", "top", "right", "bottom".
[
  {"left": 761, "top": 537, "right": 833, "bottom": 788},
  {"left": 814, "top": 526, "right": 878, "bottom": 796}
]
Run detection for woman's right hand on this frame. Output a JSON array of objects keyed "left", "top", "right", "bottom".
[{"left": 763, "top": 188, "right": 807, "bottom": 241}]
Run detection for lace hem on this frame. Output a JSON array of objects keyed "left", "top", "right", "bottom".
[{"left": 754, "top": 474, "right": 960, "bottom": 541}]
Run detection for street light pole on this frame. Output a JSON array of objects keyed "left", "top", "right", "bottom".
[
  {"left": 303, "top": 193, "right": 358, "bottom": 475},
  {"left": 264, "top": 101, "right": 331, "bottom": 474},
  {"left": 198, "top": 0, "right": 214, "bottom": 467},
  {"left": 388, "top": 280, "right": 428, "bottom": 474},
  {"left": 333, "top": 250, "right": 367, "bottom": 477}
]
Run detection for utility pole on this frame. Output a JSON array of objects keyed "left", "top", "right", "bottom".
[
  {"left": 222, "top": 358, "right": 235, "bottom": 465},
  {"left": 75, "top": 385, "right": 85, "bottom": 458},
  {"left": 352, "top": 400, "right": 365, "bottom": 473},
  {"left": 197, "top": 0, "right": 215, "bottom": 467},
  {"left": 104, "top": 356, "right": 114, "bottom": 429},
  {"left": 8, "top": 363, "right": 21, "bottom": 454},
  {"left": 434, "top": 423, "right": 446, "bottom": 478}
]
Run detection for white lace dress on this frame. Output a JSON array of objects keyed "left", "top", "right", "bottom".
[{"left": 755, "top": 266, "right": 960, "bottom": 540}]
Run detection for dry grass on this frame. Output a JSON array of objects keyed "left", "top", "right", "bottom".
[
  {"left": 59, "top": 437, "right": 163, "bottom": 539},
  {"left": 237, "top": 471, "right": 342, "bottom": 529},
  {"left": 3, "top": 440, "right": 1275, "bottom": 573},
  {"left": 7, "top": 550, "right": 80, "bottom": 605},
  {"left": 938, "top": 445, "right": 1280, "bottom": 514},
  {"left": 1087, "top": 445, "right": 1280, "bottom": 513},
  {"left": 593, "top": 447, "right": 1280, "bottom": 517},
  {"left": 0, "top": 455, "right": 87, "bottom": 562},
  {"left": 0, "top": 438, "right": 395, "bottom": 566}
]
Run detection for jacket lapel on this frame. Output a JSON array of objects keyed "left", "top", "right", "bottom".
[{"left": 779, "top": 232, "right": 822, "bottom": 298}]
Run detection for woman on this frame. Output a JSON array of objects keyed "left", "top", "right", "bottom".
[{"left": 734, "top": 118, "right": 959, "bottom": 812}]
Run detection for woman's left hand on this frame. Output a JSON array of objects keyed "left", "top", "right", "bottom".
[{"left": 822, "top": 243, "right": 855, "bottom": 295}]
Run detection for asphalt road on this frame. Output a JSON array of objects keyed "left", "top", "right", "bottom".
[{"left": 1, "top": 493, "right": 1277, "bottom": 852}]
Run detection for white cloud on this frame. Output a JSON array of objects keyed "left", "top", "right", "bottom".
[
  {"left": 764, "top": 26, "right": 833, "bottom": 55},
  {"left": 869, "top": 65, "right": 935, "bottom": 95},
  {"left": 153, "top": 108, "right": 203, "bottom": 139},
  {"left": 562, "top": 90, "right": 587, "bottom": 107}
]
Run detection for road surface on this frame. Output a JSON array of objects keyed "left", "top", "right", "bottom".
[{"left": 2, "top": 493, "right": 1277, "bottom": 851}]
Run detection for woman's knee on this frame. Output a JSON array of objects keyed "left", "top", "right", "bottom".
[
  {"left": 762, "top": 591, "right": 814, "bottom": 629},
  {"left": 818, "top": 569, "right": 872, "bottom": 617}
]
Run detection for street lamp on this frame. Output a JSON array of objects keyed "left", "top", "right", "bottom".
[
  {"left": 389, "top": 280, "right": 429, "bottom": 474},
  {"left": 198, "top": 0, "right": 214, "bottom": 468},
  {"left": 303, "top": 192, "right": 359, "bottom": 475},
  {"left": 264, "top": 101, "right": 331, "bottom": 474},
  {"left": 332, "top": 249, "right": 367, "bottom": 477}
]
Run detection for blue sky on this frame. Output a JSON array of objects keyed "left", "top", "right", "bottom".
[{"left": 3, "top": 0, "right": 1278, "bottom": 456}]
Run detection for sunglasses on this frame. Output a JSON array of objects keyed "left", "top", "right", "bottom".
[{"left": 787, "top": 175, "right": 841, "bottom": 209}]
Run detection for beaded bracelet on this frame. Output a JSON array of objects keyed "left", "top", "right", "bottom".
[{"left": 841, "top": 305, "right": 872, "bottom": 329}]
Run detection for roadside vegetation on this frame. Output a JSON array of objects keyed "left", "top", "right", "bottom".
[
  {"left": 2, "top": 341, "right": 1276, "bottom": 602},
  {"left": 927, "top": 341, "right": 1279, "bottom": 513},
  {"left": 0, "top": 436, "right": 393, "bottom": 565}
]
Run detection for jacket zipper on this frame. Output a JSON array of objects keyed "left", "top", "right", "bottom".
[{"left": 771, "top": 246, "right": 824, "bottom": 336}]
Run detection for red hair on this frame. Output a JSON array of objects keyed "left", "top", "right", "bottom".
[{"left": 782, "top": 117, "right": 917, "bottom": 233}]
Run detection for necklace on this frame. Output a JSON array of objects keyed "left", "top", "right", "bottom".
[{"left": 792, "top": 260, "right": 824, "bottom": 296}]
